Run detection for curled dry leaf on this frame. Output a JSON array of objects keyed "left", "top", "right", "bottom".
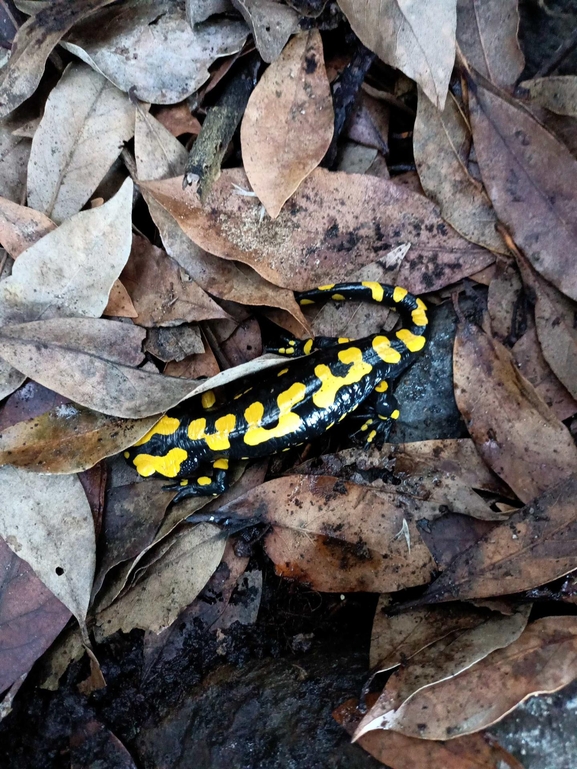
[
  {"left": 421, "top": 475, "right": 577, "bottom": 603},
  {"left": 0, "top": 178, "right": 133, "bottom": 325},
  {"left": 216, "top": 474, "right": 436, "bottom": 592},
  {"left": 0, "top": 536, "right": 71, "bottom": 694},
  {"left": 241, "top": 29, "right": 334, "bottom": 218},
  {"left": 371, "top": 616, "right": 577, "bottom": 740},
  {"left": 0, "top": 466, "right": 95, "bottom": 622},
  {"left": 338, "top": 0, "right": 457, "bottom": 109},
  {"left": 456, "top": 0, "right": 524, "bottom": 89},
  {"left": 470, "top": 78, "right": 577, "bottom": 302},
  {"left": 142, "top": 167, "right": 494, "bottom": 291},
  {"left": 413, "top": 89, "right": 506, "bottom": 254},
  {"left": 231, "top": 0, "right": 299, "bottom": 63},
  {"left": 0, "top": 402, "right": 160, "bottom": 474},
  {"left": 94, "top": 522, "right": 226, "bottom": 637},
  {"left": 0, "top": 196, "right": 55, "bottom": 258},
  {"left": 453, "top": 321, "right": 577, "bottom": 502},
  {"left": 134, "top": 109, "right": 307, "bottom": 326},
  {"left": 0, "top": 0, "right": 117, "bottom": 119},
  {"left": 62, "top": 0, "right": 248, "bottom": 104},
  {"left": 521, "top": 75, "right": 577, "bottom": 117},
  {"left": 27, "top": 63, "right": 134, "bottom": 223}
]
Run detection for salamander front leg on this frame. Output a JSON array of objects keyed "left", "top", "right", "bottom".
[
  {"left": 350, "top": 385, "right": 400, "bottom": 449},
  {"left": 163, "top": 459, "right": 230, "bottom": 503}
]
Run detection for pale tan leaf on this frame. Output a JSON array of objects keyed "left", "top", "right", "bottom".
[
  {"left": 27, "top": 63, "right": 135, "bottom": 223},
  {"left": 521, "top": 75, "right": 577, "bottom": 117},
  {"left": 338, "top": 0, "right": 457, "bottom": 109},
  {"left": 0, "top": 361, "right": 25, "bottom": 402},
  {"left": 0, "top": 466, "right": 95, "bottom": 622},
  {"left": 232, "top": 0, "right": 298, "bottom": 63},
  {"left": 0, "top": 118, "right": 30, "bottom": 203},
  {"left": 0, "top": 196, "right": 55, "bottom": 258},
  {"left": 103, "top": 279, "right": 138, "bottom": 319},
  {"left": 241, "top": 30, "right": 333, "bottom": 218}
]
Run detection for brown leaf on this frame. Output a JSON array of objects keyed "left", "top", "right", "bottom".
[
  {"left": 164, "top": 345, "right": 220, "bottom": 379},
  {"left": 453, "top": 321, "right": 577, "bottom": 502},
  {"left": 231, "top": 0, "right": 298, "bottom": 63},
  {"left": 346, "top": 92, "right": 389, "bottom": 154},
  {"left": 216, "top": 474, "right": 436, "bottom": 592},
  {"left": 414, "top": 89, "right": 506, "bottom": 253},
  {"left": 0, "top": 381, "right": 66, "bottom": 431},
  {"left": 418, "top": 513, "right": 497, "bottom": 572},
  {"left": 334, "top": 698, "right": 524, "bottom": 769},
  {"left": 470, "top": 78, "right": 577, "bottom": 301},
  {"left": 0, "top": 403, "right": 159, "bottom": 474},
  {"left": 487, "top": 259, "right": 523, "bottom": 342},
  {"left": 521, "top": 75, "right": 577, "bottom": 117},
  {"left": 457, "top": 0, "right": 524, "bottom": 89},
  {"left": 103, "top": 279, "right": 138, "bottom": 319},
  {"left": 144, "top": 325, "right": 204, "bottom": 363},
  {"left": 142, "top": 167, "right": 494, "bottom": 291},
  {"left": 337, "top": 0, "right": 456, "bottom": 109},
  {"left": 370, "top": 616, "right": 577, "bottom": 740},
  {"left": 422, "top": 476, "right": 577, "bottom": 602},
  {"left": 0, "top": 536, "right": 71, "bottom": 694},
  {"left": 241, "top": 29, "right": 333, "bottom": 218},
  {"left": 153, "top": 102, "right": 202, "bottom": 137},
  {"left": 0, "top": 0, "right": 117, "bottom": 118},
  {"left": 121, "top": 234, "right": 228, "bottom": 327},
  {"left": 0, "top": 196, "right": 55, "bottom": 257}
]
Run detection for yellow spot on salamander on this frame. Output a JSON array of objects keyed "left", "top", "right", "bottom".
[
  {"left": 391, "top": 409, "right": 400, "bottom": 419},
  {"left": 375, "top": 380, "right": 389, "bottom": 392},
  {"left": 201, "top": 390, "right": 216, "bottom": 409},
  {"left": 318, "top": 284, "right": 335, "bottom": 290},
  {"left": 393, "top": 286, "right": 408, "bottom": 303},
  {"left": 360, "top": 423, "right": 369, "bottom": 431},
  {"left": 303, "top": 339, "right": 313, "bottom": 355},
  {"left": 180, "top": 480, "right": 189, "bottom": 486},
  {"left": 313, "top": 347, "right": 372, "bottom": 409},
  {"left": 396, "top": 328, "right": 426, "bottom": 352},
  {"left": 188, "top": 417, "right": 207, "bottom": 441},
  {"left": 213, "top": 458, "right": 229, "bottom": 470},
  {"left": 124, "top": 451, "right": 130, "bottom": 458},
  {"left": 243, "top": 382, "right": 307, "bottom": 446},
  {"left": 277, "top": 368, "right": 289, "bottom": 376},
  {"left": 133, "top": 447, "right": 188, "bottom": 478},
  {"left": 338, "top": 337, "right": 350, "bottom": 344},
  {"left": 367, "top": 430, "right": 377, "bottom": 443},
  {"left": 412, "top": 298, "right": 428, "bottom": 327},
  {"left": 205, "top": 413, "right": 236, "bottom": 451},
  {"left": 361, "top": 281, "right": 384, "bottom": 302},
  {"left": 372, "top": 336, "right": 402, "bottom": 364},
  {"left": 331, "top": 293, "right": 345, "bottom": 301},
  {"left": 133, "top": 415, "right": 181, "bottom": 446},
  {"left": 197, "top": 476, "right": 212, "bottom": 486},
  {"left": 299, "top": 298, "right": 314, "bottom": 305}
]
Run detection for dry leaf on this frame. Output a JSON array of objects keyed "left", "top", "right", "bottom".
[
  {"left": 487, "top": 259, "right": 523, "bottom": 342},
  {"left": 186, "top": 0, "right": 233, "bottom": 25},
  {"left": 142, "top": 167, "right": 494, "bottom": 291},
  {"left": 62, "top": 0, "right": 248, "bottom": 104},
  {"left": 456, "top": 0, "right": 524, "bottom": 89},
  {"left": 0, "top": 116, "right": 30, "bottom": 203},
  {"left": 470, "top": 78, "right": 577, "bottom": 302},
  {"left": 453, "top": 321, "right": 577, "bottom": 502},
  {"left": 27, "top": 63, "right": 134, "bottom": 223},
  {"left": 0, "top": 536, "right": 71, "bottom": 694},
  {"left": 0, "top": 403, "right": 160, "bottom": 474},
  {"left": 103, "top": 279, "right": 138, "bottom": 319},
  {"left": 0, "top": 196, "right": 55, "bottom": 257},
  {"left": 521, "top": 75, "right": 577, "bottom": 117},
  {"left": 94, "top": 522, "right": 226, "bottom": 637},
  {"left": 0, "top": 0, "right": 117, "bottom": 118},
  {"left": 216, "top": 474, "right": 436, "bottom": 592},
  {"left": 421, "top": 475, "right": 577, "bottom": 603},
  {"left": 154, "top": 102, "right": 202, "bottom": 137},
  {"left": 144, "top": 325, "right": 204, "bottom": 362},
  {"left": 372, "top": 616, "right": 577, "bottom": 740},
  {"left": 241, "top": 29, "right": 333, "bottom": 218},
  {"left": 338, "top": 0, "right": 457, "bottom": 109},
  {"left": 0, "top": 466, "right": 95, "bottom": 622},
  {"left": 232, "top": 0, "right": 298, "bottom": 63},
  {"left": 413, "top": 89, "right": 506, "bottom": 254}
]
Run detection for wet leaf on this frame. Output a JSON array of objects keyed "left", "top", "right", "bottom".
[
  {"left": 470, "top": 78, "right": 577, "bottom": 301},
  {"left": 521, "top": 75, "right": 577, "bottom": 117},
  {"left": 456, "top": 0, "right": 524, "bottom": 89},
  {"left": 453, "top": 321, "right": 577, "bottom": 502},
  {"left": 142, "top": 167, "right": 494, "bottom": 291},
  {"left": 0, "top": 536, "right": 71, "bottom": 694},
  {"left": 27, "top": 63, "right": 134, "bottom": 223},
  {"left": 371, "top": 616, "right": 577, "bottom": 740},
  {"left": 241, "top": 29, "right": 333, "bottom": 218},
  {"left": 231, "top": 0, "right": 298, "bottom": 63},
  {"left": 413, "top": 89, "right": 506, "bottom": 253},
  {"left": 216, "top": 475, "right": 436, "bottom": 592},
  {"left": 0, "top": 0, "right": 117, "bottom": 118},
  {"left": 0, "top": 402, "right": 159, "bottom": 474},
  {"left": 0, "top": 466, "right": 95, "bottom": 622},
  {"left": 421, "top": 475, "right": 577, "bottom": 603},
  {"left": 0, "top": 195, "right": 55, "bottom": 257},
  {"left": 62, "top": 0, "right": 248, "bottom": 104}
]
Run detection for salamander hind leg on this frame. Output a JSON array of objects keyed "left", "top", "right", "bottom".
[
  {"left": 350, "top": 386, "right": 400, "bottom": 449},
  {"left": 163, "top": 459, "right": 230, "bottom": 503}
]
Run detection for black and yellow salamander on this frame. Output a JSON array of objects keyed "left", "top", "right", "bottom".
[{"left": 124, "top": 282, "right": 428, "bottom": 504}]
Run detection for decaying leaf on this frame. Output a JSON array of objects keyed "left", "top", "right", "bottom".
[
  {"left": 456, "top": 0, "right": 524, "bottom": 89},
  {"left": 0, "top": 536, "right": 71, "bottom": 694},
  {"left": 338, "top": 0, "right": 457, "bottom": 109},
  {"left": 231, "top": 0, "right": 299, "bottom": 63},
  {"left": 453, "top": 321, "right": 577, "bottom": 502},
  {"left": 0, "top": 196, "right": 55, "bottom": 257},
  {"left": 413, "top": 89, "right": 506, "bottom": 254},
  {"left": 0, "top": 466, "right": 95, "bottom": 622},
  {"left": 62, "top": 0, "right": 248, "bottom": 104},
  {"left": 142, "top": 167, "right": 494, "bottom": 291},
  {"left": 216, "top": 474, "right": 436, "bottom": 592},
  {"left": 241, "top": 29, "right": 333, "bottom": 218},
  {"left": 470, "top": 78, "right": 577, "bottom": 301},
  {"left": 521, "top": 75, "right": 577, "bottom": 117},
  {"left": 27, "top": 63, "right": 134, "bottom": 223}
]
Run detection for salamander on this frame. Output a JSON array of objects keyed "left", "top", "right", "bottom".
[{"left": 124, "top": 282, "right": 428, "bottom": 504}]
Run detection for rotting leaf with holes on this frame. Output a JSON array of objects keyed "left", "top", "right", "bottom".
[
  {"left": 0, "top": 536, "right": 71, "bottom": 695},
  {"left": 142, "top": 167, "right": 495, "bottom": 291},
  {"left": 215, "top": 475, "right": 436, "bottom": 593},
  {"left": 453, "top": 321, "right": 577, "bottom": 502},
  {"left": 241, "top": 29, "right": 333, "bottom": 218}
]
